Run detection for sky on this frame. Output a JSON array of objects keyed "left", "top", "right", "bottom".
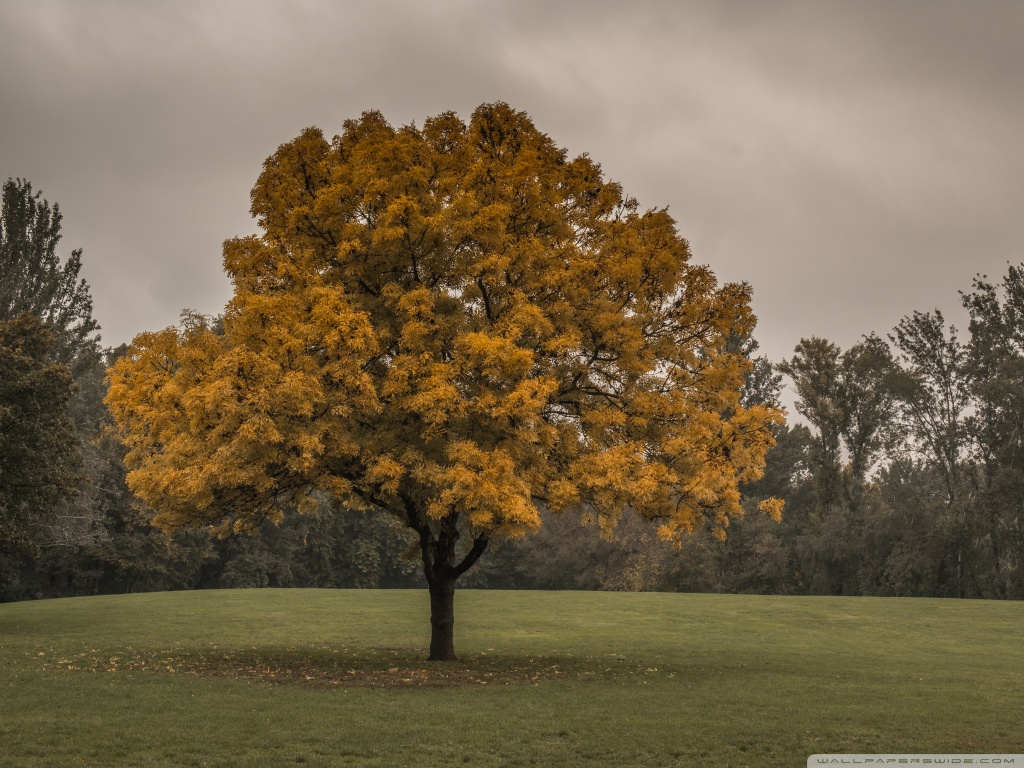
[{"left": 1, "top": 0, "right": 1022, "bottom": 390}]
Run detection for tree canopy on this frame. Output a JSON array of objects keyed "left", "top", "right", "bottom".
[
  {"left": 0, "top": 314, "right": 79, "bottom": 560},
  {"left": 0, "top": 178, "right": 99, "bottom": 371},
  {"left": 106, "top": 103, "right": 783, "bottom": 657},
  {"left": 1, "top": 178, "right": 99, "bottom": 589}
]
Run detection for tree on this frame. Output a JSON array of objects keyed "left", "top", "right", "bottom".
[
  {"left": 778, "top": 335, "right": 898, "bottom": 594},
  {"left": 889, "top": 310, "right": 972, "bottom": 596},
  {"left": 779, "top": 335, "right": 896, "bottom": 514},
  {"left": 0, "top": 313, "right": 79, "bottom": 594},
  {"left": 739, "top": 339, "right": 783, "bottom": 411},
  {"left": 106, "top": 103, "right": 783, "bottom": 659},
  {"left": 961, "top": 264, "right": 1024, "bottom": 598},
  {"left": 778, "top": 338, "right": 845, "bottom": 515},
  {"left": 0, "top": 178, "right": 99, "bottom": 372},
  {"left": 0, "top": 178, "right": 104, "bottom": 589},
  {"left": 836, "top": 335, "right": 898, "bottom": 508}
]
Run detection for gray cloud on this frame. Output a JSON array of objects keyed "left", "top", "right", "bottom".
[{"left": 2, "top": 0, "right": 1021, "bottom": 404}]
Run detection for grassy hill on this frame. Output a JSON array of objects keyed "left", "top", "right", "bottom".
[{"left": 1, "top": 589, "right": 1021, "bottom": 766}]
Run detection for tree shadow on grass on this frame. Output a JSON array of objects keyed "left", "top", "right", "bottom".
[{"left": 42, "top": 644, "right": 676, "bottom": 688}]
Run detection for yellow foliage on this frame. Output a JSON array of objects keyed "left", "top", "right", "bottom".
[
  {"left": 758, "top": 497, "right": 786, "bottom": 523},
  {"left": 106, "top": 102, "right": 783, "bottom": 558}
]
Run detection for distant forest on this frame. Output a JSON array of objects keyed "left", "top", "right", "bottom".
[{"left": 2, "top": 176, "right": 1022, "bottom": 601}]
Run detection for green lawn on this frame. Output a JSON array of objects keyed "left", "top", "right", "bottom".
[{"left": 1, "top": 589, "right": 1021, "bottom": 767}]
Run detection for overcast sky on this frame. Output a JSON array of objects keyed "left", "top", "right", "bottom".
[{"left": 2, "top": 0, "right": 1022, "bottom": 387}]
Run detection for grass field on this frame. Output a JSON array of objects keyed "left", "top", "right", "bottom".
[{"left": 1, "top": 589, "right": 1022, "bottom": 767}]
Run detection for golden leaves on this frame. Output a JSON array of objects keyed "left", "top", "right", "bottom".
[
  {"left": 366, "top": 455, "right": 405, "bottom": 495},
  {"left": 106, "top": 102, "right": 784, "bottom": 548},
  {"left": 456, "top": 332, "right": 533, "bottom": 382},
  {"left": 427, "top": 442, "right": 540, "bottom": 534},
  {"left": 758, "top": 497, "right": 785, "bottom": 523}
]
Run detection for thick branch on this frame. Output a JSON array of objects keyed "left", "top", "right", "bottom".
[
  {"left": 453, "top": 534, "right": 489, "bottom": 577},
  {"left": 477, "top": 277, "right": 495, "bottom": 322}
]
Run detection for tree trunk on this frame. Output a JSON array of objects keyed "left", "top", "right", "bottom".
[
  {"left": 412, "top": 508, "right": 488, "bottom": 662},
  {"left": 428, "top": 577, "right": 457, "bottom": 661}
]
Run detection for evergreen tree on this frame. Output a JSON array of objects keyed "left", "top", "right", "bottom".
[
  {"left": 0, "top": 178, "right": 102, "bottom": 597},
  {"left": 0, "top": 315, "right": 79, "bottom": 598},
  {"left": 0, "top": 178, "right": 99, "bottom": 371}
]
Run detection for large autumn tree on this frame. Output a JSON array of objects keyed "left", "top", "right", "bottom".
[{"left": 107, "top": 103, "right": 782, "bottom": 659}]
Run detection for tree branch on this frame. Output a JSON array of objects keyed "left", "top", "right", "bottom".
[{"left": 453, "top": 534, "right": 489, "bottom": 577}]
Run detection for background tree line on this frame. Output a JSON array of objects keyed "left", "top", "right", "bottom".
[{"left": 2, "top": 176, "right": 1021, "bottom": 601}]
